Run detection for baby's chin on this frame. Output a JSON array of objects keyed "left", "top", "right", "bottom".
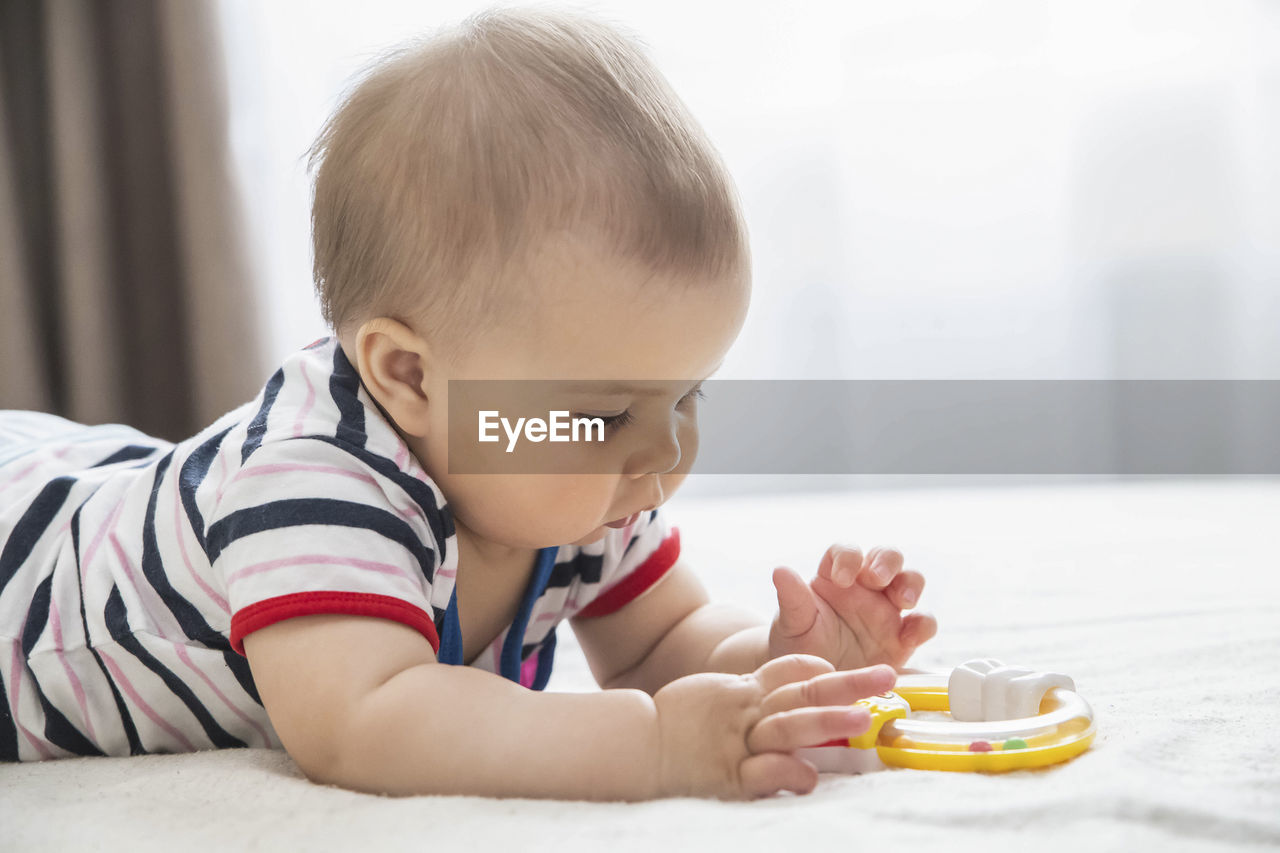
[{"left": 569, "top": 524, "right": 610, "bottom": 547}]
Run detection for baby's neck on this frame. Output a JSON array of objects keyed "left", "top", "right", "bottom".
[{"left": 453, "top": 520, "right": 540, "bottom": 575}]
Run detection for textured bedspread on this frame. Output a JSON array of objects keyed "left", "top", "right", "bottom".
[{"left": 4, "top": 479, "right": 1278, "bottom": 851}]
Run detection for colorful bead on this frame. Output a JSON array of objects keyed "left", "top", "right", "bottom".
[
  {"left": 968, "top": 740, "right": 992, "bottom": 752},
  {"left": 1003, "top": 738, "right": 1028, "bottom": 750}
]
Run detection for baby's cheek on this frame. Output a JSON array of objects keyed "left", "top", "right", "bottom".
[{"left": 502, "top": 476, "right": 615, "bottom": 542}]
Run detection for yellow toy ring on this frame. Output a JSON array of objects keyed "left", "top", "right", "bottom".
[{"left": 797, "top": 659, "right": 1097, "bottom": 773}]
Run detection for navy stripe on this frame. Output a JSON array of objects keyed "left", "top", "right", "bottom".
[
  {"left": 228, "top": 649, "right": 261, "bottom": 707},
  {"left": 178, "top": 425, "right": 234, "bottom": 552},
  {"left": 0, "top": 476, "right": 75, "bottom": 596},
  {"left": 103, "top": 586, "right": 247, "bottom": 750},
  {"left": 19, "top": 574, "right": 104, "bottom": 755},
  {"left": 20, "top": 574, "right": 52, "bottom": 658},
  {"left": 144, "top": 453, "right": 262, "bottom": 705},
  {"left": 142, "top": 455, "right": 225, "bottom": 645},
  {"left": 145, "top": 456, "right": 218, "bottom": 645},
  {"left": 330, "top": 345, "right": 366, "bottom": 449},
  {"left": 547, "top": 554, "right": 588, "bottom": 590},
  {"left": 621, "top": 510, "right": 659, "bottom": 557},
  {"left": 569, "top": 551, "right": 604, "bottom": 586},
  {"left": 242, "top": 368, "right": 285, "bottom": 464},
  {"left": 205, "top": 498, "right": 438, "bottom": 585},
  {"left": 0, "top": 663, "right": 16, "bottom": 759},
  {"left": 38, "top": 693, "right": 105, "bottom": 756},
  {"left": 307, "top": 435, "right": 454, "bottom": 561},
  {"left": 92, "top": 445, "right": 162, "bottom": 467},
  {"left": 71, "top": 509, "right": 144, "bottom": 755}
]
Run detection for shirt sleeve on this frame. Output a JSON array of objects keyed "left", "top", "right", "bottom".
[
  {"left": 572, "top": 508, "right": 681, "bottom": 620},
  {"left": 204, "top": 438, "right": 444, "bottom": 655}
]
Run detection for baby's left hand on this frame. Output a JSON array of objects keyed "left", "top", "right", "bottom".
[{"left": 768, "top": 545, "right": 936, "bottom": 671}]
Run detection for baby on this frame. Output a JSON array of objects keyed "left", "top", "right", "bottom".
[{"left": 0, "top": 7, "right": 935, "bottom": 799}]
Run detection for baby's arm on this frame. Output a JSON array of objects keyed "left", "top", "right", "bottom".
[
  {"left": 572, "top": 557, "right": 771, "bottom": 694},
  {"left": 244, "top": 615, "right": 657, "bottom": 799},
  {"left": 573, "top": 548, "right": 933, "bottom": 695},
  {"left": 243, "top": 613, "right": 884, "bottom": 800}
]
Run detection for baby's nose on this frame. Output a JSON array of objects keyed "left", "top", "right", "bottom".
[{"left": 631, "top": 426, "right": 682, "bottom": 476}]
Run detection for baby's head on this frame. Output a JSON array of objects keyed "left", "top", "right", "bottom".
[{"left": 306, "top": 6, "right": 751, "bottom": 549}]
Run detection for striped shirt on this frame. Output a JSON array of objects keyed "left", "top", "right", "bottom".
[{"left": 0, "top": 337, "right": 679, "bottom": 761}]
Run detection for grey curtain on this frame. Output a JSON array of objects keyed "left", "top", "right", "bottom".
[{"left": 0, "top": 0, "right": 263, "bottom": 441}]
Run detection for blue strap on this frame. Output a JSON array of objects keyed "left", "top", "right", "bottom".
[
  {"left": 499, "top": 546, "right": 559, "bottom": 684},
  {"left": 529, "top": 629, "right": 558, "bottom": 691},
  {"left": 436, "top": 545, "right": 560, "bottom": 683},
  {"left": 436, "top": 586, "right": 464, "bottom": 666}
]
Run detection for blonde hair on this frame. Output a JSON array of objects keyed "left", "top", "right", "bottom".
[{"left": 305, "top": 5, "right": 749, "bottom": 352}]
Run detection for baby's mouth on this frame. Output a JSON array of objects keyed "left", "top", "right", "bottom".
[{"left": 604, "top": 512, "right": 640, "bottom": 529}]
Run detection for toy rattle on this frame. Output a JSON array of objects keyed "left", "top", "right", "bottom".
[{"left": 797, "top": 658, "right": 1096, "bottom": 773}]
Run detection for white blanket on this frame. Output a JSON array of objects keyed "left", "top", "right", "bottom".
[{"left": 4, "top": 480, "right": 1278, "bottom": 851}]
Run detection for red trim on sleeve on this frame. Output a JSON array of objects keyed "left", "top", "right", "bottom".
[
  {"left": 229, "top": 592, "right": 440, "bottom": 655},
  {"left": 574, "top": 527, "right": 681, "bottom": 620}
]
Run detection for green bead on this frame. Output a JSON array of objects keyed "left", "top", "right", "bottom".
[{"left": 1003, "top": 738, "right": 1028, "bottom": 750}]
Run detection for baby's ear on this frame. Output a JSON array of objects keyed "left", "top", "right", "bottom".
[{"left": 351, "top": 318, "right": 433, "bottom": 436}]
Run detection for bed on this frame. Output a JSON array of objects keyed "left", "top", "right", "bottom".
[{"left": 4, "top": 479, "right": 1278, "bottom": 851}]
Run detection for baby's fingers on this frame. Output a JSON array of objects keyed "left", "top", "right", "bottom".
[
  {"left": 753, "top": 653, "right": 835, "bottom": 694},
  {"left": 739, "top": 752, "right": 819, "bottom": 799},
  {"left": 900, "top": 610, "right": 938, "bottom": 649},
  {"left": 760, "top": 664, "right": 896, "bottom": 718},
  {"left": 859, "top": 546, "right": 904, "bottom": 590},
  {"left": 746, "top": 705, "right": 872, "bottom": 754},
  {"left": 886, "top": 569, "right": 925, "bottom": 610}
]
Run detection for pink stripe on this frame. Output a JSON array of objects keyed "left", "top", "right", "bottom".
[
  {"left": 293, "top": 361, "right": 317, "bottom": 437},
  {"left": 534, "top": 611, "right": 559, "bottom": 624},
  {"left": 172, "top": 479, "right": 229, "bottom": 613},
  {"left": 80, "top": 499, "right": 126, "bottom": 580},
  {"left": 171, "top": 642, "right": 272, "bottom": 746},
  {"left": 224, "top": 464, "right": 423, "bottom": 524},
  {"left": 98, "top": 648, "right": 196, "bottom": 752},
  {"left": 108, "top": 533, "right": 159, "bottom": 630},
  {"left": 231, "top": 462, "right": 375, "bottom": 482},
  {"left": 9, "top": 636, "right": 55, "bottom": 759},
  {"left": 48, "top": 597, "right": 98, "bottom": 743},
  {"left": 225, "top": 553, "right": 417, "bottom": 586},
  {"left": 436, "top": 567, "right": 456, "bottom": 579},
  {"left": 0, "top": 459, "right": 42, "bottom": 494}
]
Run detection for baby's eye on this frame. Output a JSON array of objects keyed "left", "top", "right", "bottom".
[
  {"left": 598, "top": 410, "right": 635, "bottom": 430},
  {"left": 677, "top": 383, "right": 706, "bottom": 408},
  {"left": 571, "top": 384, "right": 702, "bottom": 438},
  {"left": 572, "top": 410, "right": 635, "bottom": 433}
]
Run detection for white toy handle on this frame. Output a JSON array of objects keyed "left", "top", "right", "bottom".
[{"left": 948, "top": 658, "right": 1076, "bottom": 721}]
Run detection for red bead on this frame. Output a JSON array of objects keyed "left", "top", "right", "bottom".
[{"left": 968, "top": 740, "right": 993, "bottom": 752}]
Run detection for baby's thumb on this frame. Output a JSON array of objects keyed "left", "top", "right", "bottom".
[{"left": 772, "top": 566, "right": 817, "bottom": 638}]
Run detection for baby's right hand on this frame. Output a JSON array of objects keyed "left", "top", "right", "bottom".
[{"left": 651, "top": 655, "right": 897, "bottom": 799}]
